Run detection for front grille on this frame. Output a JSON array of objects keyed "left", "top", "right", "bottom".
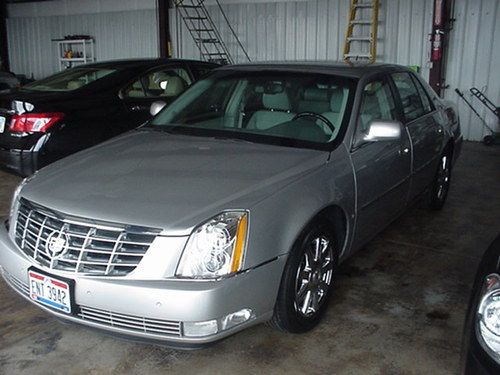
[
  {"left": 14, "top": 199, "right": 159, "bottom": 276},
  {"left": 0, "top": 271, "right": 181, "bottom": 338},
  {"left": 78, "top": 306, "right": 181, "bottom": 337}
]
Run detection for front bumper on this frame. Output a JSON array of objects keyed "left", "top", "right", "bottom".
[{"left": 0, "top": 221, "right": 285, "bottom": 346}]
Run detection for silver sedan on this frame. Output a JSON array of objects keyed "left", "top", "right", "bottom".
[{"left": 0, "top": 62, "right": 462, "bottom": 347}]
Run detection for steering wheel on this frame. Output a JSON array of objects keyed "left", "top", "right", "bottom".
[{"left": 292, "top": 112, "right": 336, "bottom": 133}]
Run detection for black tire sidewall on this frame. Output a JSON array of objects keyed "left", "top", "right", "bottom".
[
  {"left": 276, "top": 221, "right": 339, "bottom": 333},
  {"left": 429, "top": 151, "right": 452, "bottom": 210}
]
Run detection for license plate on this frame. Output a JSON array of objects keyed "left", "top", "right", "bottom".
[
  {"left": 0, "top": 116, "right": 5, "bottom": 133},
  {"left": 28, "top": 269, "right": 73, "bottom": 314}
]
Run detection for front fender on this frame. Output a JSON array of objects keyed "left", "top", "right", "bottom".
[{"left": 243, "top": 144, "right": 356, "bottom": 270}]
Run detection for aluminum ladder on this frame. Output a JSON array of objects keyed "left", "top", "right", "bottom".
[
  {"left": 174, "top": 0, "right": 250, "bottom": 65},
  {"left": 343, "top": 0, "right": 380, "bottom": 64}
]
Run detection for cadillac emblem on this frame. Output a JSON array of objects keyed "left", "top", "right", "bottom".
[{"left": 46, "top": 230, "right": 69, "bottom": 258}]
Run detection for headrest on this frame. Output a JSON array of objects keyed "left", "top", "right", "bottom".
[
  {"left": 67, "top": 80, "right": 84, "bottom": 90},
  {"left": 164, "top": 76, "right": 186, "bottom": 97},
  {"left": 303, "top": 87, "right": 329, "bottom": 102},
  {"left": 330, "top": 87, "right": 345, "bottom": 112},
  {"left": 263, "top": 91, "right": 291, "bottom": 111}
]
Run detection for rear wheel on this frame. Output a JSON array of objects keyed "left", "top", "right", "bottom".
[
  {"left": 428, "top": 150, "right": 452, "bottom": 210},
  {"left": 270, "top": 221, "right": 338, "bottom": 333}
]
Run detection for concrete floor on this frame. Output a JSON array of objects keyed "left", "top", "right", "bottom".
[{"left": 0, "top": 141, "right": 499, "bottom": 375}]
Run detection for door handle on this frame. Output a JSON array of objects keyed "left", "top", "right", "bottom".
[
  {"left": 399, "top": 146, "right": 410, "bottom": 156},
  {"left": 131, "top": 105, "right": 142, "bottom": 111}
]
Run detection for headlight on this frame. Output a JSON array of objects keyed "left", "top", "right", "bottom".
[
  {"left": 176, "top": 211, "right": 249, "bottom": 279},
  {"left": 477, "top": 273, "right": 500, "bottom": 364}
]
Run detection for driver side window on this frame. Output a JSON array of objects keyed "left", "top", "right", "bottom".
[
  {"left": 122, "top": 67, "right": 192, "bottom": 98},
  {"left": 356, "top": 79, "right": 397, "bottom": 136}
]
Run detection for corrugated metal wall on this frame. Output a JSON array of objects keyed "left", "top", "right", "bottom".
[
  {"left": 444, "top": 0, "right": 500, "bottom": 141},
  {"left": 7, "top": 9, "right": 159, "bottom": 80},
  {"left": 171, "top": 0, "right": 499, "bottom": 141},
  {"left": 171, "top": 1, "right": 435, "bottom": 77}
]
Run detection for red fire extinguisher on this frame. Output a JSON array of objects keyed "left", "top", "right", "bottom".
[
  {"left": 432, "top": 29, "right": 444, "bottom": 61},
  {"left": 431, "top": 0, "right": 445, "bottom": 62}
]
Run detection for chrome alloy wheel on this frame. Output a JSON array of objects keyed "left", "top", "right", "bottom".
[
  {"left": 436, "top": 155, "right": 451, "bottom": 200},
  {"left": 294, "top": 235, "right": 334, "bottom": 318}
]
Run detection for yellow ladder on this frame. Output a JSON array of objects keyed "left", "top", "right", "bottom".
[{"left": 343, "top": 0, "right": 379, "bottom": 64}]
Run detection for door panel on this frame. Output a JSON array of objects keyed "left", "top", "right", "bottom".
[
  {"left": 391, "top": 72, "right": 444, "bottom": 200},
  {"left": 351, "top": 78, "right": 411, "bottom": 249},
  {"left": 406, "top": 113, "right": 444, "bottom": 199},
  {"left": 351, "top": 139, "right": 411, "bottom": 248}
]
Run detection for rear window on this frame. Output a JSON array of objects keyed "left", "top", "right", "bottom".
[{"left": 24, "top": 68, "right": 116, "bottom": 92}]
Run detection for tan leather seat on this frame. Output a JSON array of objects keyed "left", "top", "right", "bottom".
[
  {"left": 247, "top": 91, "right": 295, "bottom": 130},
  {"left": 67, "top": 80, "right": 84, "bottom": 90}
]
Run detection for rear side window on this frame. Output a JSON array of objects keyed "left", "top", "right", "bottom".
[
  {"left": 411, "top": 74, "right": 433, "bottom": 113},
  {"left": 123, "top": 67, "right": 192, "bottom": 98},
  {"left": 23, "top": 68, "right": 116, "bottom": 92},
  {"left": 391, "top": 72, "right": 426, "bottom": 122}
]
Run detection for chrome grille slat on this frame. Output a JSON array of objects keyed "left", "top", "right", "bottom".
[
  {"left": 14, "top": 199, "right": 158, "bottom": 276},
  {"left": 78, "top": 306, "right": 181, "bottom": 336}
]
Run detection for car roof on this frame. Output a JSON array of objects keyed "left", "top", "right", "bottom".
[
  {"left": 81, "top": 58, "right": 219, "bottom": 70},
  {"left": 216, "top": 61, "right": 408, "bottom": 78}
]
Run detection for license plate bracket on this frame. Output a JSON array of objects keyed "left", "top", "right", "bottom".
[{"left": 28, "top": 267, "right": 76, "bottom": 315}]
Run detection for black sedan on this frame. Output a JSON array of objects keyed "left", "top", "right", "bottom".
[
  {"left": 462, "top": 234, "right": 500, "bottom": 374},
  {"left": 0, "top": 59, "right": 218, "bottom": 176}
]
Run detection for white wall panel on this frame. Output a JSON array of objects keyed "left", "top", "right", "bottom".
[
  {"left": 444, "top": 0, "right": 499, "bottom": 141},
  {"left": 6, "top": 9, "right": 159, "bottom": 79},
  {"left": 170, "top": 0, "right": 434, "bottom": 77}
]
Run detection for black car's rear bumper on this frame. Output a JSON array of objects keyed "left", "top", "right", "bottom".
[
  {"left": 464, "top": 337, "right": 500, "bottom": 375},
  {"left": 0, "top": 149, "right": 39, "bottom": 176}
]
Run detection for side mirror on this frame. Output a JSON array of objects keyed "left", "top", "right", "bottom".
[
  {"left": 363, "top": 120, "right": 402, "bottom": 142},
  {"left": 150, "top": 101, "right": 167, "bottom": 116}
]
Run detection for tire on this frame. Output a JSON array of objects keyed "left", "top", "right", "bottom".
[
  {"left": 483, "top": 135, "right": 494, "bottom": 146},
  {"left": 270, "top": 220, "right": 339, "bottom": 333},
  {"left": 428, "top": 150, "right": 452, "bottom": 210}
]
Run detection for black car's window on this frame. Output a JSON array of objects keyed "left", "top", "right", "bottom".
[
  {"left": 23, "top": 68, "right": 116, "bottom": 92},
  {"left": 411, "top": 74, "right": 434, "bottom": 113},
  {"left": 356, "top": 79, "right": 397, "bottom": 134},
  {"left": 391, "top": 72, "right": 426, "bottom": 122},
  {"left": 123, "top": 67, "right": 192, "bottom": 98}
]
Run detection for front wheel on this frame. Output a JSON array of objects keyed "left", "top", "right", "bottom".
[
  {"left": 270, "top": 221, "right": 338, "bottom": 333},
  {"left": 428, "top": 150, "right": 452, "bottom": 210}
]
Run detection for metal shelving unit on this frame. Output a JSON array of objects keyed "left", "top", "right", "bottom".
[{"left": 54, "top": 38, "right": 95, "bottom": 70}]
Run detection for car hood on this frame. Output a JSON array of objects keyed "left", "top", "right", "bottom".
[{"left": 21, "top": 130, "right": 329, "bottom": 234}]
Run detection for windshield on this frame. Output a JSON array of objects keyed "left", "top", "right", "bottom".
[
  {"left": 24, "top": 68, "right": 116, "bottom": 92},
  {"left": 150, "top": 72, "right": 355, "bottom": 148}
]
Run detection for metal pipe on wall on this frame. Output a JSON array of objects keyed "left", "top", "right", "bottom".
[
  {"left": 0, "top": 0, "right": 10, "bottom": 71},
  {"left": 429, "top": 0, "right": 455, "bottom": 97}
]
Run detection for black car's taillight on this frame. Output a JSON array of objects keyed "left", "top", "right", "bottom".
[{"left": 10, "top": 112, "right": 64, "bottom": 133}]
